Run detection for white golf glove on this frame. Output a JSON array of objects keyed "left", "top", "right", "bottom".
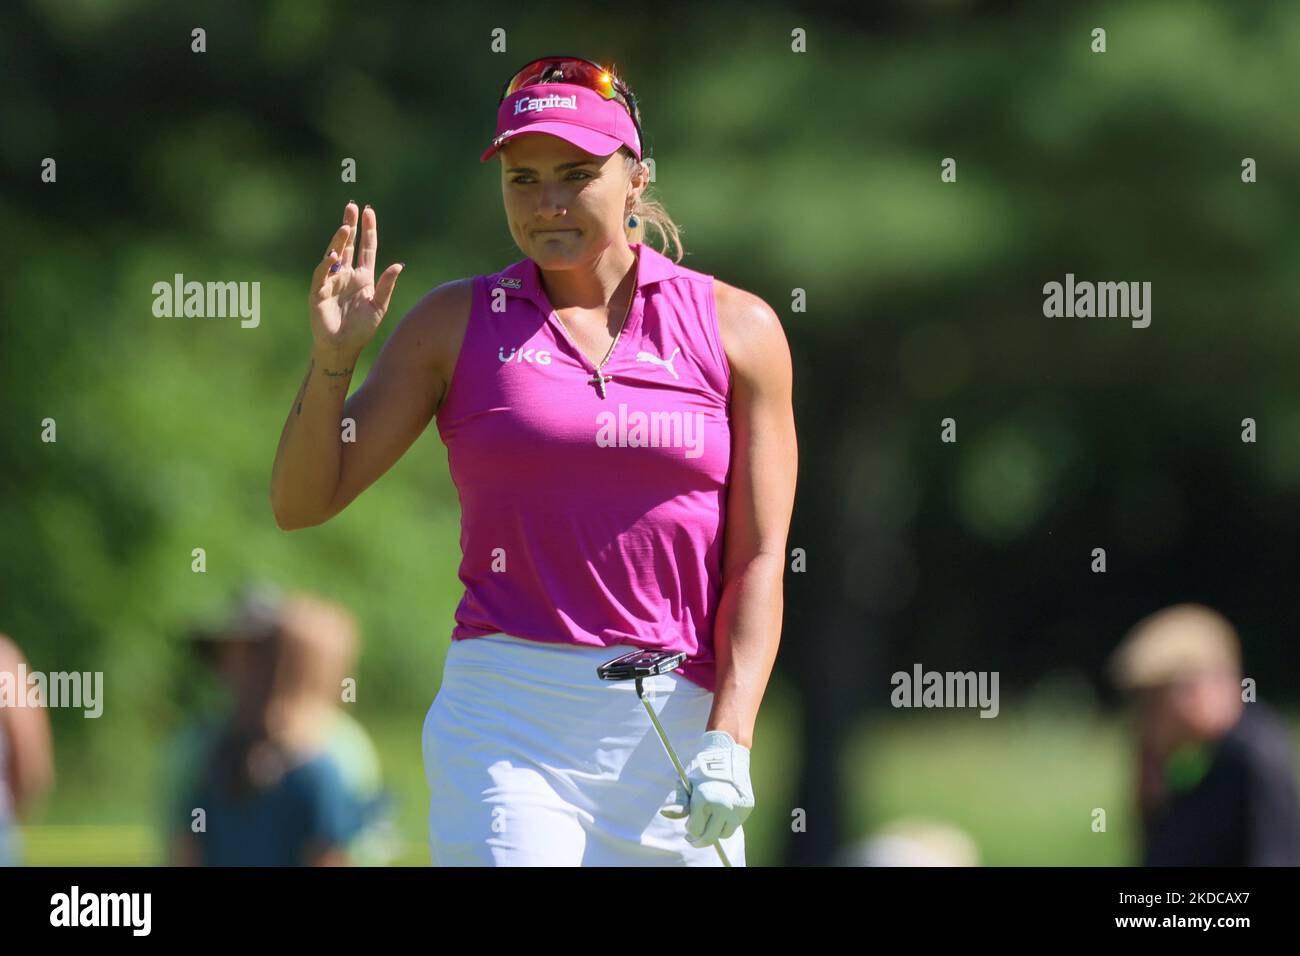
[{"left": 660, "top": 730, "right": 754, "bottom": 848}]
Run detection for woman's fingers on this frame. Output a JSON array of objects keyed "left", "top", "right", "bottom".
[
  {"left": 310, "top": 204, "right": 362, "bottom": 303},
  {"left": 340, "top": 206, "right": 358, "bottom": 271},
  {"left": 358, "top": 206, "right": 378, "bottom": 273},
  {"left": 372, "top": 262, "right": 404, "bottom": 317},
  {"left": 309, "top": 249, "right": 339, "bottom": 297},
  {"left": 320, "top": 219, "right": 350, "bottom": 262}
]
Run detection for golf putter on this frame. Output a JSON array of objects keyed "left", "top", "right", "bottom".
[{"left": 597, "top": 648, "right": 732, "bottom": 867}]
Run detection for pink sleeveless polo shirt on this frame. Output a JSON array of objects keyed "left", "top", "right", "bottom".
[{"left": 434, "top": 242, "right": 733, "bottom": 692}]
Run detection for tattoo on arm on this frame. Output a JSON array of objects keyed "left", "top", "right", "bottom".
[
  {"left": 294, "top": 359, "right": 314, "bottom": 416},
  {"left": 293, "top": 361, "right": 355, "bottom": 416}
]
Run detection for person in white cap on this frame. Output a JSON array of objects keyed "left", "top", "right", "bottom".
[{"left": 1109, "top": 602, "right": 1300, "bottom": 865}]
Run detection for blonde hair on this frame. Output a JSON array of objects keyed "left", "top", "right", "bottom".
[{"left": 621, "top": 147, "right": 684, "bottom": 263}]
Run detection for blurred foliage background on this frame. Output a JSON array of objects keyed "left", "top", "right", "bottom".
[{"left": 2, "top": 0, "right": 1298, "bottom": 865}]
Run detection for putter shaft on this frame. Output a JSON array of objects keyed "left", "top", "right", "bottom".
[{"left": 636, "top": 677, "right": 732, "bottom": 867}]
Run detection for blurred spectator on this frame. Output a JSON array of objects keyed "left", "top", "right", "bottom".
[
  {"left": 166, "top": 587, "right": 391, "bottom": 865},
  {"left": 1110, "top": 603, "right": 1300, "bottom": 866},
  {"left": 837, "top": 818, "right": 980, "bottom": 866},
  {"left": 0, "top": 634, "right": 56, "bottom": 866}
]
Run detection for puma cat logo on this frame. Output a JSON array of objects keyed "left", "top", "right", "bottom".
[{"left": 636, "top": 347, "right": 681, "bottom": 380}]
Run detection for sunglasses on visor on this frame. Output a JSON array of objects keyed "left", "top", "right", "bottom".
[{"left": 498, "top": 55, "right": 644, "bottom": 147}]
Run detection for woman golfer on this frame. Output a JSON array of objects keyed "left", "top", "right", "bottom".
[{"left": 270, "top": 55, "right": 797, "bottom": 865}]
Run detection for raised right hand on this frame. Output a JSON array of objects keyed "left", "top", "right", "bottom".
[{"left": 308, "top": 202, "right": 404, "bottom": 353}]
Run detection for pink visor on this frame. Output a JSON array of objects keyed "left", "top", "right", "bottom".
[{"left": 480, "top": 82, "right": 642, "bottom": 163}]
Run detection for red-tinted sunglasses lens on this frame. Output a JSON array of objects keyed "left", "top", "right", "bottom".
[{"left": 502, "top": 57, "right": 618, "bottom": 100}]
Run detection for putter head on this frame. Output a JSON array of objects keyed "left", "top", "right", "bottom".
[{"left": 596, "top": 648, "right": 687, "bottom": 682}]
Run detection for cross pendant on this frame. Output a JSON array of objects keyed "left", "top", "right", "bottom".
[{"left": 589, "top": 371, "right": 613, "bottom": 399}]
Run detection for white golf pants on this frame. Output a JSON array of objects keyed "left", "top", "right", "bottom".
[{"left": 422, "top": 632, "right": 747, "bottom": 866}]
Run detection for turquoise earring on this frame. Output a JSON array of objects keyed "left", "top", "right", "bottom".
[{"left": 627, "top": 213, "right": 639, "bottom": 228}]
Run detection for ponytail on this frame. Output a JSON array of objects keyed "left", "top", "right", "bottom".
[{"left": 621, "top": 148, "right": 684, "bottom": 263}]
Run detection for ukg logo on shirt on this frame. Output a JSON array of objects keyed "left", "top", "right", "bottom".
[
  {"left": 595, "top": 404, "right": 704, "bottom": 459},
  {"left": 499, "top": 346, "right": 552, "bottom": 364}
]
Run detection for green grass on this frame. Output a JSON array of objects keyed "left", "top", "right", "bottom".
[{"left": 846, "top": 709, "right": 1138, "bottom": 865}]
